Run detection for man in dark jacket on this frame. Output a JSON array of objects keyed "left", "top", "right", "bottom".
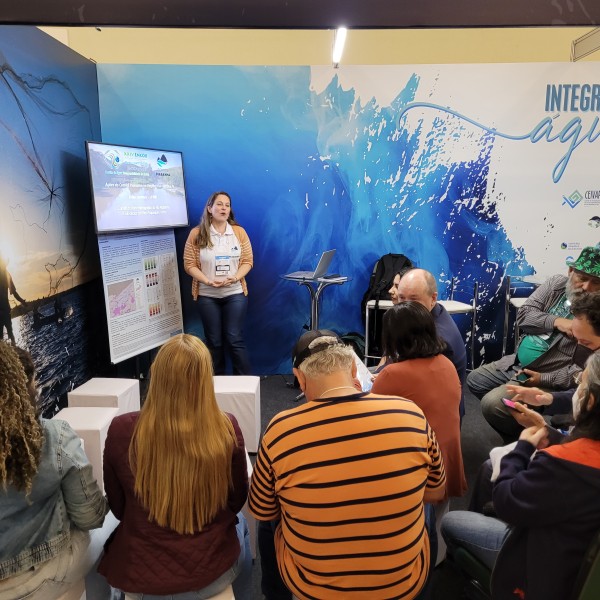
[{"left": 442, "top": 354, "right": 600, "bottom": 600}]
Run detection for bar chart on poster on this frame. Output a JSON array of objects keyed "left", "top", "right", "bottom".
[{"left": 98, "top": 229, "right": 184, "bottom": 363}]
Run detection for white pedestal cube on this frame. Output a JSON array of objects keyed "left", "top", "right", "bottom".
[
  {"left": 68, "top": 378, "right": 140, "bottom": 416},
  {"left": 53, "top": 406, "right": 119, "bottom": 492},
  {"left": 214, "top": 376, "right": 261, "bottom": 453}
]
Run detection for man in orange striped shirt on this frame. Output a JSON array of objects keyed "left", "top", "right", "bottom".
[{"left": 249, "top": 330, "right": 446, "bottom": 600}]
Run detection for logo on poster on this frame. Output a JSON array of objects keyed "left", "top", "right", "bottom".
[
  {"left": 104, "top": 149, "right": 121, "bottom": 169},
  {"left": 562, "top": 190, "right": 583, "bottom": 208}
]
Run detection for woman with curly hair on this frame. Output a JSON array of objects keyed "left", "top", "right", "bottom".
[
  {"left": 0, "top": 341, "right": 109, "bottom": 599},
  {"left": 98, "top": 333, "right": 252, "bottom": 599}
]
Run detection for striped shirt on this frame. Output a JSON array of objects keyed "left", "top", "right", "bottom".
[{"left": 249, "top": 392, "right": 446, "bottom": 600}]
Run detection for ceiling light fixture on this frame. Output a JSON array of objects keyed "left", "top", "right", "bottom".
[{"left": 332, "top": 27, "right": 347, "bottom": 68}]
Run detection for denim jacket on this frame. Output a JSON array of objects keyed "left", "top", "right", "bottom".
[{"left": 0, "top": 418, "right": 107, "bottom": 579}]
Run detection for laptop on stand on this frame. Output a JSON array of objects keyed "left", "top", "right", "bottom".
[{"left": 286, "top": 249, "right": 336, "bottom": 279}]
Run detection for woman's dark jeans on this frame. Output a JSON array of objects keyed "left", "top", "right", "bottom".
[{"left": 197, "top": 293, "right": 251, "bottom": 375}]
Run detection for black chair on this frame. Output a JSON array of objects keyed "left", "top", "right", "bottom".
[
  {"left": 448, "top": 527, "right": 600, "bottom": 600},
  {"left": 571, "top": 528, "right": 600, "bottom": 600},
  {"left": 450, "top": 546, "right": 491, "bottom": 599}
]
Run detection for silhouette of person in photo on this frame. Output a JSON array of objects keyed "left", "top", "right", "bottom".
[{"left": 0, "top": 254, "right": 26, "bottom": 343}]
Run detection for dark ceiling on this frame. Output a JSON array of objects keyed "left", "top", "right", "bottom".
[{"left": 1, "top": 0, "right": 599, "bottom": 29}]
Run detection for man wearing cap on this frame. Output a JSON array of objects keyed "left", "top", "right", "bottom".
[
  {"left": 467, "top": 244, "right": 600, "bottom": 441},
  {"left": 249, "top": 330, "right": 446, "bottom": 600}
]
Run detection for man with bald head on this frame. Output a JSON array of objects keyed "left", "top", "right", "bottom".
[{"left": 393, "top": 268, "right": 468, "bottom": 419}]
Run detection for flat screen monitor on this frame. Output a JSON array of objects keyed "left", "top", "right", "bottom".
[{"left": 86, "top": 141, "right": 189, "bottom": 234}]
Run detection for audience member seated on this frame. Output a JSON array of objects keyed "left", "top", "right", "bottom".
[
  {"left": 98, "top": 333, "right": 252, "bottom": 598},
  {"left": 467, "top": 245, "right": 600, "bottom": 441},
  {"left": 249, "top": 330, "right": 446, "bottom": 600},
  {"left": 372, "top": 301, "right": 467, "bottom": 501},
  {"left": 505, "top": 291, "right": 600, "bottom": 422},
  {"left": 0, "top": 341, "right": 109, "bottom": 600},
  {"left": 384, "top": 268, "right": 468, "bottom": 420},
  {"left": 468, "top": 292, "right": 600, "bottom": 514},
  {"left": 442, "top": 352, "right": 600, "bottom": 600}
]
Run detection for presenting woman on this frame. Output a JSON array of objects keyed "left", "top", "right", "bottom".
[
  {"left": 183, "top": 191, "right": 253, "bottom": 375},
  {"left": 372, "top": 302, "right": 467, "bottom": 500},
  {"left": 0, "top": 341, "right": 109, "bottom": 600},
  {"left": 98, "top": 334, "right": 252, "bottom": 599}
]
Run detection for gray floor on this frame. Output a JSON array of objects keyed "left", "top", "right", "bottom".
[{"left": 249, "top": 375, "right": 503, "bottom": 599}]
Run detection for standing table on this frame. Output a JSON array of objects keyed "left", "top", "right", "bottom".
[{"left": 282, "top": 274, "right": 349, "bottom": 330}]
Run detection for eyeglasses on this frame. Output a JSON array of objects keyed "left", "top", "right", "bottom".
[{"left": 574, "top": 372, "right": 584, "bottom": 386}]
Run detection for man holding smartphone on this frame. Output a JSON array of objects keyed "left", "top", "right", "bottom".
[
  {"left": 506, "top": 292, "right": 600, "bottom": 417},
  {"left": 467, "top": 245, "right": 600, "bottom": 441}
]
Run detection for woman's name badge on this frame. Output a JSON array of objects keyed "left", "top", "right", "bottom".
[{"left": 215, "top": 255, "right": 231, "bottom": 277}]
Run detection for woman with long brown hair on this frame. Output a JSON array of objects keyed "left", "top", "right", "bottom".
[
  {"left": 0, "top": 341, "right": 108, "bottom": 599},
  {"left": 98, "top": 333, "right": 251, "bottom": 598},
  {"left": 183, "top": 191, "right": 253, "bottom": 375}
]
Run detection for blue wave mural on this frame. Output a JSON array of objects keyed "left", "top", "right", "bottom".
[{"left": 98, "top": 64, "right": 532, "bottom": 373}]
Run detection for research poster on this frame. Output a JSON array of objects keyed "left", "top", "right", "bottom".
[{"left": 98, "top": 229, "right": 184, "bottom": 363}]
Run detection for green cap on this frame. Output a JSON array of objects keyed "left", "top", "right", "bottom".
[{"left": 567, "top": 244, "right": 600, "bottom": 278}]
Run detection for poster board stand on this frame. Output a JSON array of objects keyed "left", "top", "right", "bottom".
[{"left": 97, "top": 228, "right": 184, "bottom": 364}]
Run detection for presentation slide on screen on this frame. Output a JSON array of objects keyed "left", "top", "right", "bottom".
[
  {"left": 88, "top": 142, "right": 189, "bottom": 233},
  {"left": 98, "top": 229, "right": 184, "bottom": 363}
]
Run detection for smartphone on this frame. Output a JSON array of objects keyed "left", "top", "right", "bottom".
[
  {"left": 510, "top": 372, "right": 529, "bottom": 383},
  {"left": 502, "top": 397, "right": 518, "bottom": 410}
]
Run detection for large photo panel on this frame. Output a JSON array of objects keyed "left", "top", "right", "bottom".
[{"left": 0, "top": 26, "right": 105, "bottom": 414}]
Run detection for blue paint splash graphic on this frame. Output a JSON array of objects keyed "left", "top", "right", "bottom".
[{"left": 98, "top": 65, "right": 534, "bottom": 372}]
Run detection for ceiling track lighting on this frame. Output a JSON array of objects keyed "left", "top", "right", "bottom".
[{"left": 571, "top": 27, "right": 600, "bottom": 61}]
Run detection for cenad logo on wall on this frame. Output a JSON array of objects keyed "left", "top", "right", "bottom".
[
  {"left": 157, "top": 154, "right": 168, "bottom": 168},
  {"left": 562, "top": 190, "right": 583, "bottom": 208}
]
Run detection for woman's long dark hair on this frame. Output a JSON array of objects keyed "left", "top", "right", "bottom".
[
  {"left": 569, "top": 353, "right": 600, "bottom": 442},
  {"left": 382, "top": 301, "right": 447, "bottom": 362}
]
